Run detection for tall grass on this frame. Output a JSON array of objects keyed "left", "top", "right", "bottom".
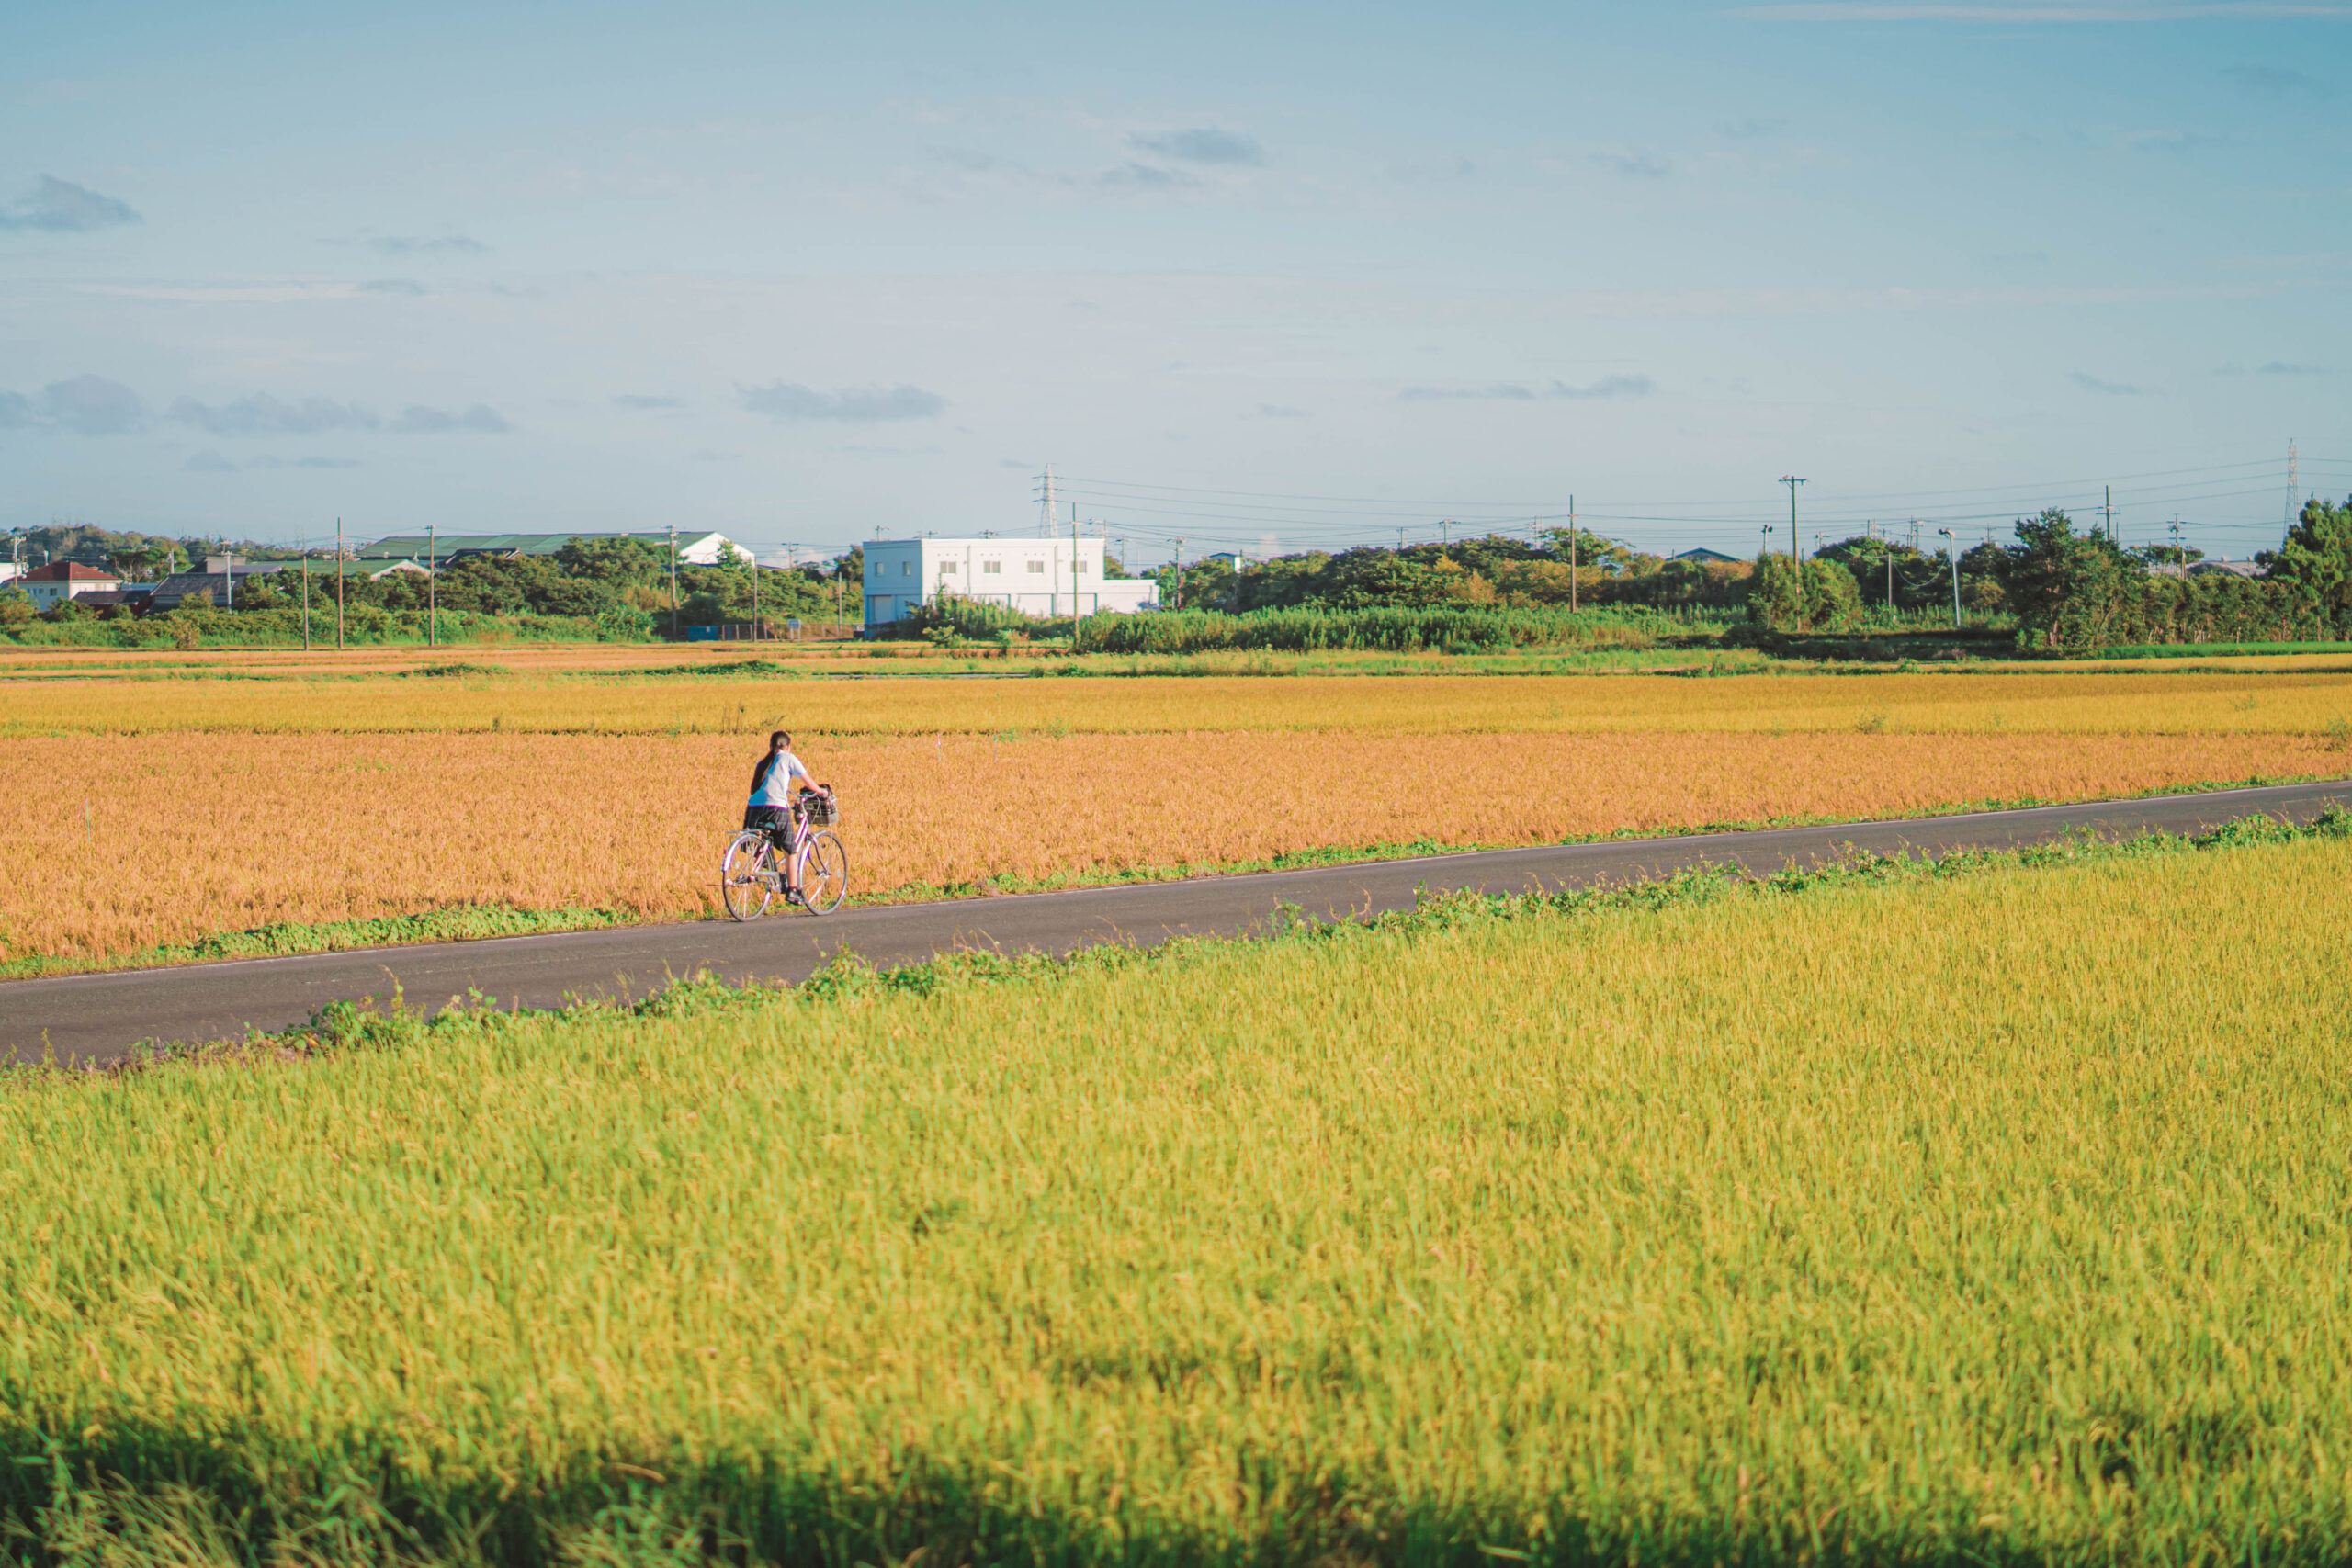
[
  {"left": 6, "top": 828, "right": 2352, "bottom": 1564},
  {"left": 1073, "top": 604, "right": 1695, "bottom": 655}
]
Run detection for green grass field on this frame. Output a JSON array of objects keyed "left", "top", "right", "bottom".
[{"left": 6, "top": 825, "right": 2350, "bottom": 1566}]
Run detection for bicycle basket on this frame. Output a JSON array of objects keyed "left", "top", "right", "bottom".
[{"left": 804, "top": 795, "right": 840, "bottom": 828}]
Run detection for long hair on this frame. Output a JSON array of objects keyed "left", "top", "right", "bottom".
[{"left": 750, "top": 729, "right": 791, "bottom": 795}]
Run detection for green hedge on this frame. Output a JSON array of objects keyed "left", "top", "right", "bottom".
[
  {"left": 1071, "top": 604, "right": 1683, "bottom": 655},
  {"left": 1, "top": 606, "right": 645, "bottom": 648}
]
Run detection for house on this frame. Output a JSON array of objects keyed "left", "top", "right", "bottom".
[
  {"left": 74, "top": 590, "right": 154, "bottom": 614},
  {"left": 355, "top": 530, "right": 745, "bottom": 567},
  {"left": 1669, "top": 547, "right": 1743, "bottom": 565},
  {"left": 2148, "top": 558, "right": 2266, "bottom": 581},
  {"left": 860, "top": 536, "right": 1159, "bottom": 630},
  {"left": 17, "top": 561, "right": 124, "bottom": 610},
  {"left": 143, "top": 560, "right": 296, "bottom": 613}
]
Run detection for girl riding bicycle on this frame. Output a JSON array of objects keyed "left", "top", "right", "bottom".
[{"left": 744, "top": 730, "right": 830, "bottom": 902}]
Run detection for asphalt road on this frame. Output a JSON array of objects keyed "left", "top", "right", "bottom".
[{"left": 8, "top": 778, "right": 2345, "bottom": 1068}]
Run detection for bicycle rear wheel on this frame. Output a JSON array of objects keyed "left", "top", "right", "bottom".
[
  {"left": 720, "top": 830, "right": 777, "bottom": 920},
  {"left": 799, "top": 830, "right": 849, "bottom": 915}
]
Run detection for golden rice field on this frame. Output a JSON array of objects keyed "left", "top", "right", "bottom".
[
  {"left": 6, "top": 832, "right": 2348, "bottom": 1565},
  {"left": 6, "top": 667, "right": 2352, "bottom": 736},
  {"left": 2, "top": 727, "right": 2342, "bottom": 963}
]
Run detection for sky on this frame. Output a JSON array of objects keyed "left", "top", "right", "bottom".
[{"left": 3, "top": 0, "right": 2348, "bottom": 566}]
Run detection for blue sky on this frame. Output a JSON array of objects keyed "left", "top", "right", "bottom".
[{"left": 3, "top": 0, "right": 2346, "bottom": 563}]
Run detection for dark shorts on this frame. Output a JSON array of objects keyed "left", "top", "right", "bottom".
[{"left": 744, "top": 804, "right": 797, "bottom": 846}]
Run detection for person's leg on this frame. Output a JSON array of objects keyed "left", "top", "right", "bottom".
[{"left": 784, "top": 806, "right": 806, "bottom": 896}]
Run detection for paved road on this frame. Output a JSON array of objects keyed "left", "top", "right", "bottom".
[{"left": 8, "top": 779, "right": 2345, "bottom": 1068}]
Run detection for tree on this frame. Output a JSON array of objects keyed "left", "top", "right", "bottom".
[
  {"left": 2263, "top": 494, "right": 2352, "bottom": 615},
  {"left": 232, "top": 574, "right": 289, "bottom": 611},
  {"left": 1535, "top": 527, "right": 1634, "bottom": 576},
  {"left": 1322, "top": 547, "right": 1468, "bottom": 608},
  {"left": 1747, "top": 554, "right": 1861, "bottom": 633},
  {"left": 2007, "top": 509, "right": 2133, "bottom": 654},
  {"left": 555, "top": 536, "right": 669, "bottom": 588},
  {"left": 1159, "top": 554, "right": 1239, "bottom": 611},
  {"left": 1232, "top": 553, "right": 1330, "bottom": 611},
  {"left": 0, "top": 588, "right": 37, "bottom": 626}
]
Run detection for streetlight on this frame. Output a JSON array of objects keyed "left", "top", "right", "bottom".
[{"left": 1937, "top": 528, "right": 1960, "bottom": 629}]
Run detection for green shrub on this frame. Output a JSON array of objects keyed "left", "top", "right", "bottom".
[{"left": 1074, "top": 604, "right": 1679, "bottom": 655}]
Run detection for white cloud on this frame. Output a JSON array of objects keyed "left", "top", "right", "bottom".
[
  {"left": 1401, "top": 375, "right": 1655, "bottom": 401},
  {"left": 391, "top": 403, "right": 513, "bottom": 434},
  {"left": 172, "top": 393, "right": 379, "bottom": 435},
  {"left": 1126, "top": 128, "right": 1265, "bottom": 166},
  {"left": 0, "top": 374, "right": 144, "bottom": 434},
  {"left": 738, "top": 381, "right": 946, "bottom": 421},
  {"left": 0, "top": 175, "right": 140, "bottom": 232},
  {"left": 362, "top": 232, "right": 487, "bottom": 255}
]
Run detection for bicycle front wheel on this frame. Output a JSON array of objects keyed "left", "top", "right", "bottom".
[
  {"left": 720, "top": 830, "right": 777, "bottom": 920},
  {"left": 799, "top": 830, "right": 849, "bottom": 915}
]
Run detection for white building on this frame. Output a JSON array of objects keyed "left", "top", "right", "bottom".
[
  {"left": 17, "top": 561, "right": 125, "bottom": 609},
  {"left": 862, "top": 536, "right": 1159, "bottom": 630}
]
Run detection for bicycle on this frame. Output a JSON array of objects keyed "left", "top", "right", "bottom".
[{"left": 720, "top": 790, "right": 849, "bottom": 919}]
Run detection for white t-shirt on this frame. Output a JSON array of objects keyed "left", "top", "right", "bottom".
[{"left": 748, "top": 750, "right": 810, "bottom": 808}]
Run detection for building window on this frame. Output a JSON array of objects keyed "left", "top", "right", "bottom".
[
  {"left": 1026, "top": 559, "right": 1046, "bottom": 574},
  {"left": 1074, "top": 559, "right": 1091, "bottom": 574},
  {"left": 939, "top": 560, "right": 957, "bottom": 574},
  {"left": 901, "top": 560, "right": 912, "bottom": 576},
  {"left": 983, "top": 560, "right": 1001, "bottom": 575}
]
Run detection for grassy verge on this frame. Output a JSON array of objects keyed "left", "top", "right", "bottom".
[
  {"left": 3, "top": 773, "right": 2341, "bottom": 983},
  {"left": 6, "top": 814, "right": 2350, "bottom": 1566},
  {"left": 0, "top": 903, "right": 638, "bottom": 983},
  {"left": 2098, "top": 639, "right": 2352, "bottom": 659}
]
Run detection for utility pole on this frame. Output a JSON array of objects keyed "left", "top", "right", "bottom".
[
  {"left": 2288, "top": 438, "right": 2300, "bottom": 530},
  {"left": 1910, "top": 519, "right": 1921, "bottom": 554},
  {"left": 1885, "top": 545, "right": 1894, "bottom": 613},
  {"left": 427, "top": 518, "right": 437, "bottom": 648},
  {"left": 1780, "top": 477, "right": 1805, "bottom": 564},
  {"left": 220, "top": 545, "right": 233, "bottom": 615},
  {"left": 667, "top": 520, "right": 679, "bottom": 640},
  {"left": 1938, "top": 527, "right": 1960, "bottom": 628},
  {"left": 1071, "top": 504, "right": 1081, "bottom": 626},
  {"left": 335, "top": 517, "right": 345, "bottom": 651},
  {"left": 2100, "top": 485, "right": 2116, "bottom": 544},
  {"left": 1173, "top": 536, "right": 1185, "bottom": 611},
  {"left": 1568, "top": 495, "right": 1577, "bottom": 614},
  {"left": 751, "top": 543, "right": 760, "bottom": 643},
  {"left": 300, "top": 536, "right": 311, "bottom": 650},
  {"left": 2169, "top": 518, "right": 2184, "bottom": 562}
]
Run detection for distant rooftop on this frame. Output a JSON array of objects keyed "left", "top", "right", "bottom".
[
  {"left": 22, "top": 561, "right": 121, "bottom": 581},
  {"left": 356, "top": 530, "right": 737, "bottom": 562}
]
